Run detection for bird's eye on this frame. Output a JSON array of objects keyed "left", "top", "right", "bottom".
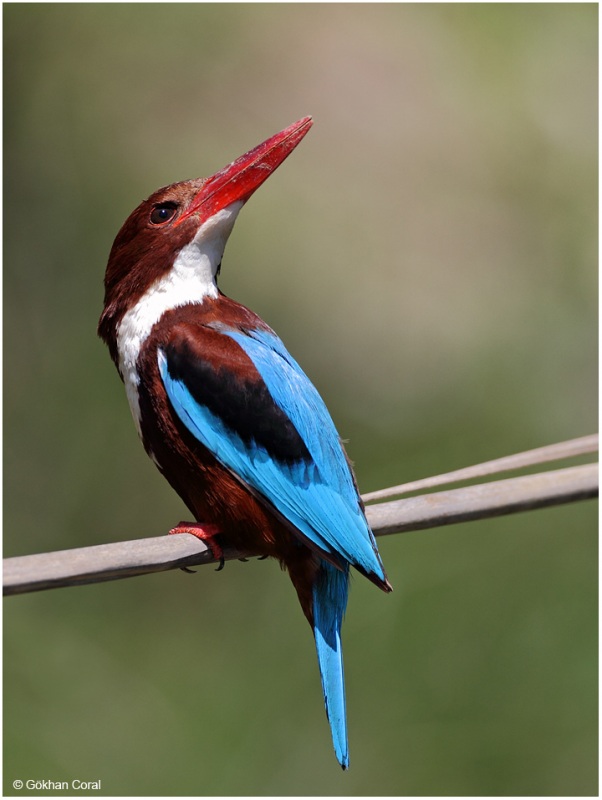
[{"left": 150, "top": 203, "right": 178, "bottom": 226}]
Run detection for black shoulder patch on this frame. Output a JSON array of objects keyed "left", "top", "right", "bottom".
[{"left": 163, "top": 336, "right": 312, "bottom": 466}]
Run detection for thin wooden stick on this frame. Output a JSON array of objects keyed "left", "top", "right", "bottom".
[
  {"left": 4, "top": 462, "right": 597, "bottom": 597},
  {"left": 366, "top": 462, "right": 597, "bottom": 536},
  {"left": 362, "top": 434, "right": 598, "bottom": 503}
]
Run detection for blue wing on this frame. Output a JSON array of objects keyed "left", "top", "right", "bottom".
[{"left": 157, "top": 323, "right": 386, "bottom": 583}]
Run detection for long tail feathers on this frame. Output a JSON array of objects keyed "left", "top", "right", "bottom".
[{"left": 312, "top": 561, "right": 350, "bottom": 770}]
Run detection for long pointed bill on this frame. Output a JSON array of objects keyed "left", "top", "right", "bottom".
[{"left": 176, "top": 116, "right": 313, "bottom": 227}]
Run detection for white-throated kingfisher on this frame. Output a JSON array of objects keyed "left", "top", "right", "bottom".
[{"left": 98, "top": 117, "right": 392, "bottom": 769}]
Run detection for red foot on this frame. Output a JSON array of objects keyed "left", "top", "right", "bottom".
[{"left": 169, "top": 521, "right": 224, "bottom": 568}]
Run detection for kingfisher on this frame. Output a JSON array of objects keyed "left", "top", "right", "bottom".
[{"left": 98, "top": 116, "right": 392, "bottom": 769}]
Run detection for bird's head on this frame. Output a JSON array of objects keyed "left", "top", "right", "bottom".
[{"left": 98, "top": 116, "right": 313, "bottom": 352}]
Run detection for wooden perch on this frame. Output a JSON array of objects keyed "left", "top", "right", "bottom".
[
  {"left": 4, "top": 436, "right": 597, "bottom": 596},
  {"left": 362, "top": 434, "right": 599, "bottom": 502}
]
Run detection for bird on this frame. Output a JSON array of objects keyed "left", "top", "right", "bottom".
[{"left": 98, "top": 116, "right": 392, "bottom": 769}]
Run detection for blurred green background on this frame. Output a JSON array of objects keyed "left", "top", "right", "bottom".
[{"left": 4, "top": 3, "right": 597, "bottom": 796}]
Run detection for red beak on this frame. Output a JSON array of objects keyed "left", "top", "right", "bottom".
[{"left": 176, "top": 116, "right": 313, "bottom": 227}]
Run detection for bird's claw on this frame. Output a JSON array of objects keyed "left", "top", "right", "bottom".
[{"left": 168, "top": 521, "right": 224, "bottom": 570}]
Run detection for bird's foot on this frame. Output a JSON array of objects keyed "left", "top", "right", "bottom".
[{"left": 168, "top": 521, "right": 225, "bottom": 570}]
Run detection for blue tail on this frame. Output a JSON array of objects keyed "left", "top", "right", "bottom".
[{"left": 313, "top": 560, "right": 350, "bottom": 769}]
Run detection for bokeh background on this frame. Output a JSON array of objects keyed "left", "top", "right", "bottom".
[{"left": 4, "top": 4, "right": 597, "bottom": 796}]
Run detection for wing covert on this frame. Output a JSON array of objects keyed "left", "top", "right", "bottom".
[{"left": 158, "top": 323, "right": 385, "bottom": 580}]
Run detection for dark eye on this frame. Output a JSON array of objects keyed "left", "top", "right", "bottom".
[{"left": 150, "top": 203, "right": 178, "bottom": 225}]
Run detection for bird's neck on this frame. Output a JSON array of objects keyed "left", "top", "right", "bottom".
[
  {"left": 117, "top": 244, "right": 219, "bottom": 371},
  {"left": 99, "top": 201, "right": 244, "bottom": 368}
]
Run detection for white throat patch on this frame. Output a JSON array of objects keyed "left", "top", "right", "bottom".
[{"left": 116, "top": 200, "right": 244, "bottom": 435}]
